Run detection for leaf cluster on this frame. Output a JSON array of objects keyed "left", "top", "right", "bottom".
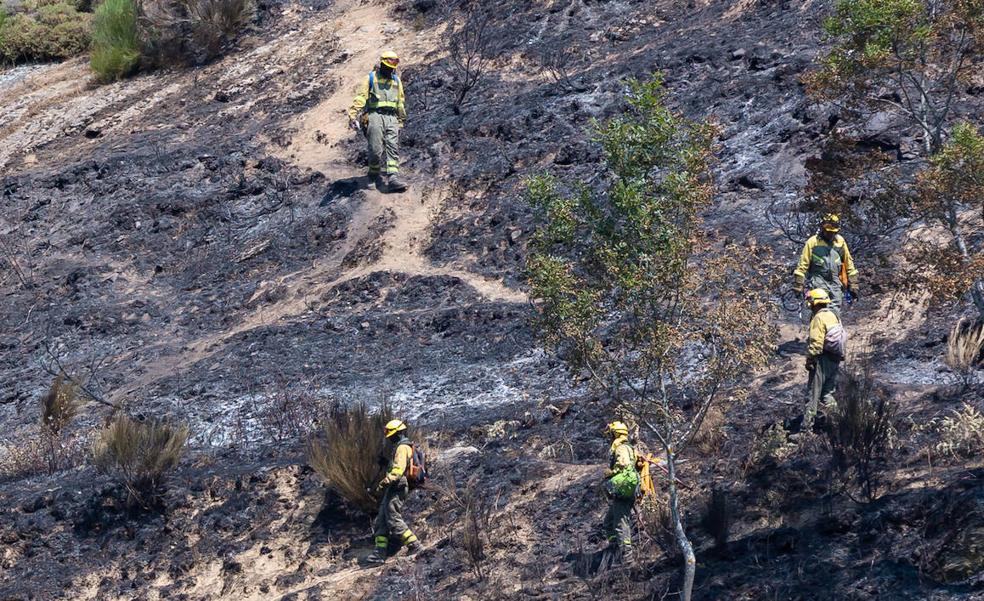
[
  {"left": 0, "top": 1, "right": 91, "bottom": 64},
  {"left": 526, "top": 76, "right": 775, "bottom": 450}
]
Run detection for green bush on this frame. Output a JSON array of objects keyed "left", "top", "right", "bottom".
[
  {"left": 0, "top": 3, "right": 91, "bottom": 63},
  {"left": 90, "top": 0, "right": 140, "bottom": 81}
]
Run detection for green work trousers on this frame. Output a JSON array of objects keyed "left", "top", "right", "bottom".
[
  {"left": 373, "top": 479, "right": 415, "bottom": 550},
  {"left": 805, "top": 353, "right": 840, "bottom": 431},
  {"left": 366, "top": 112, "right": 400, "bottom": 175},
  {"left": 806, "top": 275, "right": 843, "bottom": 319},
  {"left": 604, "top": 497, "right": 634, "bottom": 549}
]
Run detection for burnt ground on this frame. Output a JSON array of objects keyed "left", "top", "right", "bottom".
[{"left": 1, "top": 0, "right": 983, "bottom": 598}]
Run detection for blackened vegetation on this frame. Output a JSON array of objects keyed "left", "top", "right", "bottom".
[{"left": 824, "top": 365, "right": 897, "bottom": 503}]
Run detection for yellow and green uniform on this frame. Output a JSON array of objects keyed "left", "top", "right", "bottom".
[
  {"left": 348, "top": 68, "right": 406, "bottom": 176},
  {"left": 804, "top": 307, "right": 841, "bottom": 431},
  {"left": 794, "top": 233, "right": 858, "bottom": 317},
  {"left": 373, "top": 437, "right": 418, "bottom": 553},
  {"left": 603, "top": 436, "right": 636, "bottom": 554}
]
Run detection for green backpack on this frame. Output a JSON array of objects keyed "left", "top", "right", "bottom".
[{"left": 607, "top": 444, "right": 640, "bottom": 500}]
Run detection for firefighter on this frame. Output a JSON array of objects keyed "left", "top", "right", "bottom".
[
  {"left": 803, "top": 289, "right": 844, "bottom": 433},
  {"left": 793, "top": 213, "right": 858, "bottom": 318},
  {"left": 347, "top": 50, "right": 408, "bottom": 193},
  {"left": 366, "top": 419, "right": 421, "bottom": 563},
  {"left": 602, "top": 421, "right": 637, "bottom": 565}
]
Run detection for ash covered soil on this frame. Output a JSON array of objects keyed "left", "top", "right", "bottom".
[{"left": 1, "top": 0, "right": 983, "bottom": 599}]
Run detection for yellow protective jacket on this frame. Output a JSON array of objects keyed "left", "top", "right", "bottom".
[
  {"left": 347, "top": 68, "right": 406, "bottom": 122},
  {"left": 605, "top": 436, "right": 635, "bottom": 478},
  {"left": 794, "top": 233, "right": 858, "bottom": 287},
  {"left": 380, "top": 441, "right": 413, "bottom": 486},
  {"left": 807, "top": 308, "right": 841, "bottom": 357}
]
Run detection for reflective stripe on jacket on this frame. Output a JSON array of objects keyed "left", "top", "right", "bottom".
[{"left": 347, "top": 69, "right": 406, "bottom": 121}]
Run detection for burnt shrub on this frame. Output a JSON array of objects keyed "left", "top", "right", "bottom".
[
  {"left": 140, "top": 0, "right": 254, "bottom": 67},
  {"left": 702, "top": 487, "right": 731, "bottom": 552},
  {"left": 443, "top": 475, "right": 496, "bottom": 579},
  {"left": 824, "top": 364, "right": 896, "bottom": 502},
  {"left": 93, "top": 414, "right": 189, "bottom": 508}
]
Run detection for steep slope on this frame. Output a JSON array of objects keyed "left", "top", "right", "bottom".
[{"left": 0, "top": 0, "right": 982, "bottom": 599}]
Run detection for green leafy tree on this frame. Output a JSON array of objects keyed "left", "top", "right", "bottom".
[
  {"left": 809, "top": 0, "right": 983, "bottom": 154},
  {"left": 525, "top": 76, "right": 774, "bottom": 600},
  {"left": 911, "top": 122, "right": 984, "bottom": 316},
  {"left": 804, "top": 0, "right": 984, "bottom": 318}
]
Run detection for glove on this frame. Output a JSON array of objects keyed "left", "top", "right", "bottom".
[
  {"left": 349, "top": 118, "right": 361, "bottom": 132},
  {"left": 805, "top": 356, "right": 816, "bottom": 372}
]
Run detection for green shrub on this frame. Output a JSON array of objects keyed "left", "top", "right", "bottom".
[
  {"left": 90, "top": 0, "right": 140, "bottom": 82},
  {"left": 93, "top": 414, "right": 189, "bottom": 508},
  {"left": 0, "top": 3, "right": 91, "bottom": 63}
]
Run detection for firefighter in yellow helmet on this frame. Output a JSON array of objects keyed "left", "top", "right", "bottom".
[
  {"left": 366, "top": 418, "right": 421, "bottom": 563},
  {"left": 802, "top": 289, "right": 845, "bottom": 434},
  {"left": 602, "top": 420, "right": 638, "bottom": 565},
  {"left": 347, "top": 50, "right": 408, "bottom": 193},
  {"left": 793, "top": 213, "right": 858, "bottom": 318}
]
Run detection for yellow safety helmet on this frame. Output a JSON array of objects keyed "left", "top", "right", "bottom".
[
  {"left": 605, "top": 421, "right": 629, "bottom": 437},
  {"left": 380, "top": 50, "right": 400, "bottom": 69},
  {"left": 821, "top": 213, "right": 841, "bottom": 234},
  {"left": 806, "top": 288, "right": 831, "bottom": 307},
  {"left": 384, "top": 419, "right": 407, "bottom": 438}
]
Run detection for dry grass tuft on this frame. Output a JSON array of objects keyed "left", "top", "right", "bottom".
[
  {"left": 93, "top": 414, "right": 189, "bottom": 508},
  {"left": 945, "top": 319, "right": 984, "bottom": 390},
  {"left": 0, "top": 376, "right": 87, "bottom": 481},
  {"left": 931, "top": 403, "right": 984, "bottom": 460},
  {"left": 691, "top": 405, "right": 727, "bottom": 455},
  {"left": 307, "top": 402, "right": 398, "bottom": 515}
]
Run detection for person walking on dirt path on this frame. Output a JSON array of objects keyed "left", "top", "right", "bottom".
[
  {"left": 366, "top": 419, "right": 422, "bottom": 564},
  {"left": 602, "top": 421, "right": 638, "bottom": 566},
  {"left": 802, "top": 288, "right": 846, "bottom": 434},
  {"left": 793, "top": 213, "right": 858, "bottom": 318},
  {"left": 347, "top": 50, "right": 408, "bottom": 194}
]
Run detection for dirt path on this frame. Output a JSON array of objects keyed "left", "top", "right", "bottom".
[
  {"left": 275, "top": 0, "right": 523, "bottom": 303},
  {"left": 109, "top": 0, "right": 523, "bottom": 403}
]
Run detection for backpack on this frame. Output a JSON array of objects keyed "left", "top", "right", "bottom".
[
  {"left": 822, "top": 312, "right": 848, "bottom": 360},
  {"left": 406, "top": 443, "right": 428, "bottom": 489},
  {"left": 605, "top": 444, "right": 640, "bottom": 500}
]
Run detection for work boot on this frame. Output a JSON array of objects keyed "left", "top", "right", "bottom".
[
  {"left": 365, "top": 549, "right": 386, "bottom": 564},
  {"left": 370, "top": 173, "right": 385, "bottom": 191},
  {"left": 405, "top": 541, "right": 423, "bottom": 556},
  {"left": 385, "top": 174, "right": 408, "bottom": 193}
]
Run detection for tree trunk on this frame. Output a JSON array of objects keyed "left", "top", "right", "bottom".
[
  {"left": 666, "top": 449, "right": 696, "bottom": 601},
  {"left": 945, "top": 210, "right": 984, "bottom": 320}
]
